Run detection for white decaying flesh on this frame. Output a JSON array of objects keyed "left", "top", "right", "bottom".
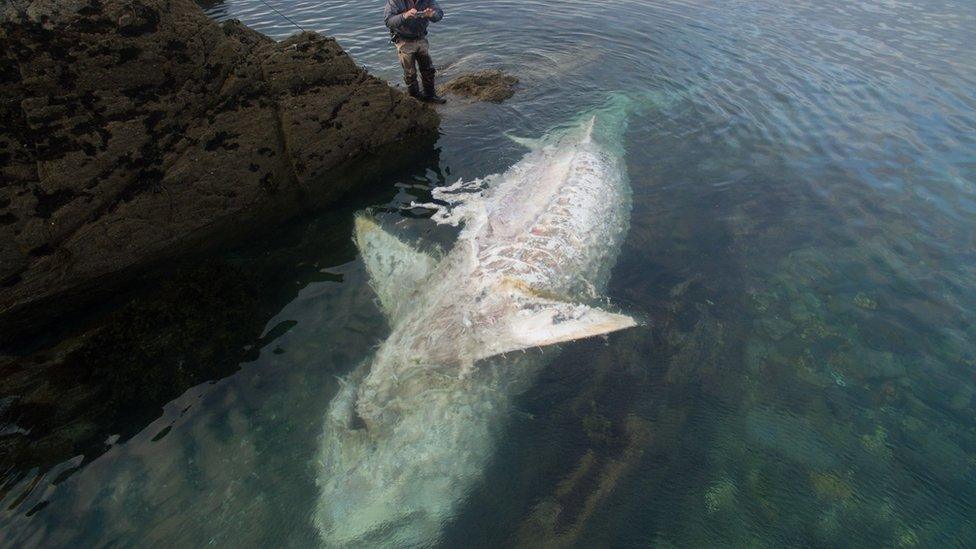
[{"left": 314, "top": 99, "right": 641, "bottom": 547}]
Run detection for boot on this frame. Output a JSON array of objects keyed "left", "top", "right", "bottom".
[
  {"left": 406, "top": 81, "right": 422, "bottom": 100},
  {"left": 420, "top": 71, "right": 446, "bottom": 104}
]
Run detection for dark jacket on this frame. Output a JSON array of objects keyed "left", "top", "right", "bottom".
[{"left": 384, "top": 0, "right": 443, "bottom": 40}]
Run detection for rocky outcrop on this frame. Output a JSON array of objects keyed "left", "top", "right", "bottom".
[
  {"left": 438, "top": 69, "right": 518, "bottom": 102},
  {"left": 0, "top": 0, "right": 438, "bottom": 334}
]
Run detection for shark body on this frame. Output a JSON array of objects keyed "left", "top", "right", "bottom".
[{"left": 315, "top": 96, "right": 642, "bottom": 547}]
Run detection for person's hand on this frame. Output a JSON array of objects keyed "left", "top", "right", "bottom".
[
  {"left": 403, "top": 8, "right": 418, "bottom": 19},
  {"left": 423, "top": 7, "right": 435, "bottom": 17}
]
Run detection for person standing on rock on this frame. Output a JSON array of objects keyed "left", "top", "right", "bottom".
[{"left": 384, "top": 0, "right": 447, "bottom": 104}]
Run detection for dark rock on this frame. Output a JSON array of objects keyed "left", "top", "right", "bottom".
[
  {"left": 438, "top": 69, "right": 518, "bottom": 103},
  {"left": 0, "top": 0, "right": 439, "bottom": 336}
]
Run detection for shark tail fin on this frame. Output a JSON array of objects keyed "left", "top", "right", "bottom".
[
  {"left": 473, "top": 283, "right": 638, "bottom": 362},
  {"left": 581, "top": 115, "right": 597, "bottom": 143},
  {"left": 354, "top": 213, "right": 438, "bottom": 320}
]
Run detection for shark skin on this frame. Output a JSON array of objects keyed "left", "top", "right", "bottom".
[{"left": 314, "top": 96, "right": 645, "bottom": 548}]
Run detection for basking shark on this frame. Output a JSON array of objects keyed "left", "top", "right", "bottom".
[{"left": 314, "top": 93, "right": 657, "bottom": 547}]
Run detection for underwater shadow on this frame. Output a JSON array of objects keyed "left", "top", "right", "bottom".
[{"left": 0, "top": 141, "right": 444, "bottom": 520}]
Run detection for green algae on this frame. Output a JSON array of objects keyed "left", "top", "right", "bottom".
[{"left": 854, "top": 292, "right": 879, "bottom": 310}]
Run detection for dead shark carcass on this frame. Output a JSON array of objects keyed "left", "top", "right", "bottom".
[{"left": 315, "top": 94, "right": 656, "bottom": 547}]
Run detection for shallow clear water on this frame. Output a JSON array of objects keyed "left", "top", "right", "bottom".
[{"left": 3, "top": 0, "right": 976, "bottom": 545}]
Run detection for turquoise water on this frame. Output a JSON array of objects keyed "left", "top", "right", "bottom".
[{"left": 2, "top": 0, "right": 975, "bottom": 545}]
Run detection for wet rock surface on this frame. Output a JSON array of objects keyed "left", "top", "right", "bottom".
[
  {"left": 0, "top": 0, "right": 439, "bottom": 334},
  {"left": 438, "top": 69, "right": 518, "bottom": 103}
]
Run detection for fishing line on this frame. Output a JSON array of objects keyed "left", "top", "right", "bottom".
[{"left": 253, "top": 0, "right": 307, "bottom": 33}]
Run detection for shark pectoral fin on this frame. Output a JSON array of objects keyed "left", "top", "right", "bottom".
[
  {"left": 354, "top": 213, "right": 438, "bottom": 320},
  {"left": 475, "top": 298, "right": 638, "bottom": 362},
  {"left": 504, "top": 131, "right": 544, "bottom": 150},
  {"left": 509, "top": 300, "right": 638, "bottom": 347}
]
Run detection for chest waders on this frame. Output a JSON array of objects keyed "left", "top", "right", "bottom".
[{"left": 392, "top": 1, "right": 446, "bottom": 103}]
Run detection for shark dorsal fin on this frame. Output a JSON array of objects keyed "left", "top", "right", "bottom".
[
  {"left": 354, "top": 214, "right": 438, "bottom": 320},
  {"left": 471, "top": 281, "right": 638, "bottom": 362}
]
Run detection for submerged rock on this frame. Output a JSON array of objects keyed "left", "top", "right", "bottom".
[
  {"left": 0, "top": 260, "right": 267, "bottom": 502},
  {"left": 0, "top": 0, "right": 439, "bottom": 335},
  {"left": 745, "top": 408, "right": 839, "bottom": 469},
  {"left": 437, "top": 69, "right": 518, "bottom": 102},
  {"left": 704, "top": 478, "right": 738, "bottom": 514}
]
